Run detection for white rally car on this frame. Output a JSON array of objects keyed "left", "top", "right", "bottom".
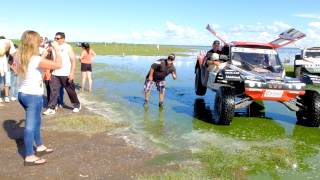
[{"left": 294, "top": 47, "right": 320, "bottom": 84}]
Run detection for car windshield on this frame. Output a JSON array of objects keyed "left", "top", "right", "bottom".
[
  {"left": 231, "top": 47, "right": 282, "bottom": 72},
  {"left": 305, "top": 51, "right": 320, "bottom": 58}
]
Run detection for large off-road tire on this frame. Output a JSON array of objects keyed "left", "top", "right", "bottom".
[
  {"left": 294, "top": 66, "right": 302, "bottom": 78},
  {"left": 195, "top": 67, "right": 207, "bottom": 96},
  {"left": 213, "top": 87, "right": 235, "bottom": 125},
  {"left": 296, "top": 90, "right": 320, "bottom": 127}
]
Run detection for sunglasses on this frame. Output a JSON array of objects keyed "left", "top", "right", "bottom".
[{"left": 54, "top": 37, "right": 63, "bottom": 40}]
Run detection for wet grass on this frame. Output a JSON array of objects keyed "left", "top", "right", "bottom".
[
  {"left": 44, "top": 114, "right": 126, "bottom": 135},
  {"left": 93, "top": 63, "right": 144, "bottom": 82},
  {"left": 193, "top": 117, "right": 286, "bottom": 141},
  {"left": 140, "top": 141, "right": 318, "bottom": 179},
  {"left": 285, "top": 65, "right": 294, "bottom": 78}
]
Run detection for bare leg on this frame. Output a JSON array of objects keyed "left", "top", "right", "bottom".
[
  {"left": 87, "top": 71, "right": 92, "bottom": 92},
  {"left": 159, "top": 91, "right": 164, "bottom": 103},
  {"left": 144, "top": 91, "right": 151, "bottom": 102},
  {"left": 81, "top": 72, "right": 86, "bottom": 92}
]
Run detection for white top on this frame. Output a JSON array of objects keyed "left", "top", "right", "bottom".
[
  {"left": 0, "top": 56, "right": 7, "bottom": 76},
  {"left": 18, "top": 56, "right": 44, "bottom": 95},
  {"left": 52, "top": 43, "right": 72, "bottom": 76},
  {"left": 0, "top": 39, "right": 16, "bottom": 76}
]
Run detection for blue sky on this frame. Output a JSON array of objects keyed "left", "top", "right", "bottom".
[{"left": 1, "top": 0, "right": 320, "bottom": 46}]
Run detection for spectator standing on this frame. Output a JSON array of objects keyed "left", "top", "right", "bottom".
[
  {"left": 17, "top": 30, "right": 61, "bottom": 166},
  {"left": 80, "top": 42, "right": 96, "bottom": 92},
  {"left": 43, "top": 32, "right": 81, "bottom": 115}
]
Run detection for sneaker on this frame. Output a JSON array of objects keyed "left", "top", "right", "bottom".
[
  {"left": 72, "top": 105, "right": 81, "bottom": 113},
  {"left": 55, "top": 104, "right": 64, "bottom": 110},
  {"left": 4, "top": 97, "right": 10, "bottom": 103},
  {"left": 0, "top": 98, "right": 3, "bottom": 103},
  {"left": 10, "top": 97, "right": 17, "bottom": 101},
  {"left": 43, "top": 108, "right": 56, "bottom": 115}
]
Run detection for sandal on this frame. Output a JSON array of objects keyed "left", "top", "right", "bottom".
[
  {"left": 24, "top": 158, "right": 46, "bottom": 166},
  {"left": 36, "top": 148, "right": 54, "bottom": 157}
]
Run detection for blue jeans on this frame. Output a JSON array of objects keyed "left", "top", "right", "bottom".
[
  {"left": 18, "top": 92, "right": 43, "bottom": 156},
  {"left": 58, "top": 86, "right": 64, "bottom": 105},
  {"left": 10, "top": 72, "right": 18, "bottom": 98}
]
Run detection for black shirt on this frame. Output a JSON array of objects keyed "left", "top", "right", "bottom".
[
  {"left": 146, "top": 59, "right": 176, "bottom": 81},
  {"left": 205, "top": 49, "right": 223, "bottom": 62}
]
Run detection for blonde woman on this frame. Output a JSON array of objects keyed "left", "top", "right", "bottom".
[
  {"left": 80, "top": 42, "right": 96, "bottom": 92},
  {"left": 17, "top": 30, "right": 61, "bottom": 166}
]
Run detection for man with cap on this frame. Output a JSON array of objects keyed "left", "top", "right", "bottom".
[
  {"left": 205, "top": 40, "right": 222, "bottom": 62},
  {"left": 144, "top": 54, "right": 177, "bottom": 108}
]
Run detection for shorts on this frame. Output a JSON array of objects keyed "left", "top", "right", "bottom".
[
  {"left": 81, "top": 63, "right": 92, "bottom": 72},
  {"left": 144, "top": 80, "right": 165, "bottom": 93}
]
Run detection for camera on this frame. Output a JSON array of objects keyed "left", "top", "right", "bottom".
[{"left": 47, "top": 40, "right": 53, "bottom": 46}]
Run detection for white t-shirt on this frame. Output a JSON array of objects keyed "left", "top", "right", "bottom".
[
  {"left": 0, "top": 56, "right": 7, "bottom": 76},
  {"left": 18, "top": 56, "right": 44, "bottom": 95},
  {"left": 0, "top": 39, "right": 16, "bottom": 76},
  {"left": 52, "top": 43, "right": 72, "bottom": 76}
]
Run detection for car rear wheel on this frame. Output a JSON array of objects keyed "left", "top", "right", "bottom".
[
  {"left": 296, "top": 90, "right": 320, "bottom": 127},
  {"left": 195, "top": 67, "right": 207, "bottom": 96}
]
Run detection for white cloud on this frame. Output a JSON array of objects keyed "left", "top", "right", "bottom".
[
  {"left": 165, "top": 21, "right": 199, "bottom": 40},
  {"left": 2, "top": 20, "right": 316, "bottom": 47},
  {"left": 294, "top": 13, "right": 320, "bottom": 19},
  {"left": 226, "top": 21, "right": 292, "bottom": 42},
  {"left": 308, "top": 22, "right": 320, "bottom": 28}
]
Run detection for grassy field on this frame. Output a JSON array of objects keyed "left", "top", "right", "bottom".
[
  {"left": 12, "top": 39, "right": 193, "bottom": 56},
  {"left": 71, "top": 42, "right": 192, "bottom": 56},
  {"left": 284, "top": 65, "right": 294, "bottom": 77}
]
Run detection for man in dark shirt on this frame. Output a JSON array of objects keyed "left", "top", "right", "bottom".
[{"left": 144, "top": 54, "right": 177, "bottom": 107}]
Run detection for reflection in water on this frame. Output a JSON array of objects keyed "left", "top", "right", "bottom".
[
  {"left": 143, "top": 106, "right": 164, "bottom": 136},
  {"left": 193, "top": 98, "right": 213, "bottom": 123},
  {"left": 193, "top": 98, "right": 268, "bottom": 124}
]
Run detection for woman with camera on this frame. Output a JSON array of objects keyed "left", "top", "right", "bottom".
[{"left": 17, "top": 30, "right": 62, "bottom": 166}]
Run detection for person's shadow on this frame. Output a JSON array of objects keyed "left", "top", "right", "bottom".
[{"left": 3, "top": 120, "right": 25, "bottom": 158}]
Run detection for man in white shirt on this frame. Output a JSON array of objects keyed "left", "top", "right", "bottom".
[{"left": 43, "top": 32, "right": 80, "bottom": 115}]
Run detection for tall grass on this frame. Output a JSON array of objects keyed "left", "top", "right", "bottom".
[
  {"left": 11, "top": 40, "right": 194, "bottom": 56},
  {"left": 71, "top": 42, "right": 192, "bottom": 56}
]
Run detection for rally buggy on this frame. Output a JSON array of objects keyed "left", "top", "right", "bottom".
[
  {"left": 294, "top": 47, "right": 320, "bottom": 84},
  {"left": 195, "top": 25, "right": 320, "bottom": 127}
]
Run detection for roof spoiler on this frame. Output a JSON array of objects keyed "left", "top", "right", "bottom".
[
  {"left": 268, "top": 28, "right": 306, "bottom": 49},
  {"left": 206, "top": 24, "right": 228, "bottom": 45}
]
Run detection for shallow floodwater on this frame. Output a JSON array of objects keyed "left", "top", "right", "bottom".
[{"left": 79, "top": 55, "right": 320, "bottom": 179}]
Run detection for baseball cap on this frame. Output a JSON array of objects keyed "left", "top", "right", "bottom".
[
  {"left": 168, "top": 53, "right": 175, "bottom": 61},
  {"left": 213, "top": 40, "right": 220, "bottom": 45}
]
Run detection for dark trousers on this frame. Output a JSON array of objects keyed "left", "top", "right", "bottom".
[
  {"left": 44, "top": 80, "right": 64, "bottom": 107},
  {"left": 47, "top": 75, "right": 80, "bottom": 109}
]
